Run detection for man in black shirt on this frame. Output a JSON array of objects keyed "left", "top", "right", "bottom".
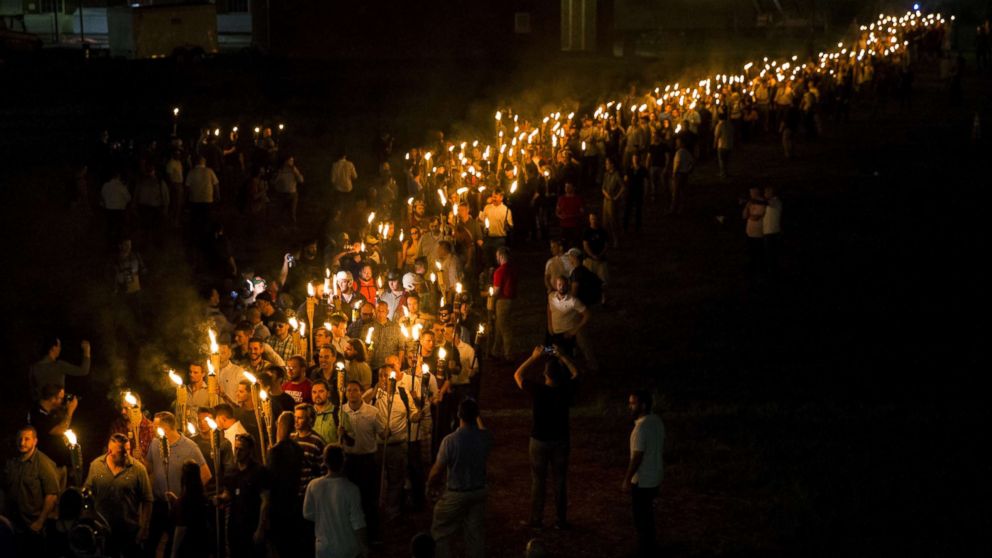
[
  {"left": 267, "top": 411, "right": 306, "bottom": 558},
  {"left": 28, "top": 384, "right": 77, "bottom": 477},
  {"left": 513, "top": 346, "right": 579, "bottom": 530},
  {"left": 624, "top": 153, "right": 648, "bottom": 233},
  {"left": 222, "top": 433, "right": 270, "bottom": 558},
  {"left": 581, "top": 213, "right": 610, "bottom": 305}
]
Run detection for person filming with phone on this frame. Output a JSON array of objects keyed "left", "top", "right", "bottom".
[{"left": 513, "top": 344, "right": 579, "bottom": 531}]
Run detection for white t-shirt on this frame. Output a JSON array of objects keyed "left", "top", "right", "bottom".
[
  {"left": 548, "top": 293, "right": 586, "bottom": 334},
  {"left": 763, "top": 197, "right": 782, "bottom": 235},
  {"left": 303, "top": 476, "right": 366, "bottom": 558},
  {"left": 186, "top": 166, "right": 219, "bottom": 203},
  {"left": 481, "top": 203, "right": 513, "bottom": 238},
  {"left": 331, "top": 159, "right": 357, "bottom": 193},
  {"left": 630, "top": 413, "right": 665, "bottom": 488}
]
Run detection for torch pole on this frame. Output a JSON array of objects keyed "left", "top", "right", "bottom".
[
  {"left": 378, "top": 376, "right": 396, "bottom": 509},
  {"left": 306, "top": 295, "right": 316, "bottom": 363},
  {"left": 211, "top": 429, "right": 223, "bottom": 558},
  {"left": 249, "top": 385, "right": 268, "bottom": 465}
]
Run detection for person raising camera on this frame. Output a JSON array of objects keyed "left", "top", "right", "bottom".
[{"left": 513, "top": 345, "right": 579, "bottom": 531}]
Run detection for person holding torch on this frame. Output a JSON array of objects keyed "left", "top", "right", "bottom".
[{"left": 144, "top": 412, "right": 210, "bottom": 556}]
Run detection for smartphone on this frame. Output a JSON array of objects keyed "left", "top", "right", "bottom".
[{"left": 542, "top": 346, "right": 556, "bottom": 355}]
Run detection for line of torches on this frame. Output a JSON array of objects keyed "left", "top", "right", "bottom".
[
  {"left": 389, "top": 8, "right": 950, "bottom": 230},
  {"left": 116, "top": 8, "right": 943, "bottom": 490}
]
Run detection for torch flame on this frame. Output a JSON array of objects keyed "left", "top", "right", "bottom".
[
  {"left": 367, "top": 212, "right": 375, "bottom": 224},
  {"left": 208, "top": 329, "right": 219, "bottom": 354},
  {"left": 64, "top": 429, "right": 78, "bottom": 446},
  {"left": 259, "top": 389, "right": 268, "bottom": 401},
  {"left": 421, "top": 363, "right": 430, "bottom": 375},
  {"left": 299, "top": 322, "right": 306, "bottom": 336},
  {"left": 289, "top": 317, "right": 299, "bottom": 330},
  {"left": 124, "top": 392, "right": 138, "bottom": 406},
  {"left": 455, "top": 282, "right": 463, "bottom": 294},
  {"left": 206, "top": 417, "right": 218, "bottom": 431},
  {"left": 243, "top": 371, "right": 258, "bottom": 384},
  {"left": 389, "top": 370, "right": 397, "bottom": 380},
  {"left": 168, "top": 369, "right": 184, "bottom": 387},
  {"left": 307, "top": 282, "right": 315, "bottom": 297},
  {"left": 365, "top": 327, "right": 374, "bottom": 345},
  {"left": 186, "top": 422, "right": 197, "bottom": 436},
  {"left": 157, "top": 427, "right": 166, "bottom": 438},
  {"left": 438, "top": 347, "right": 447, "bottom": 360}
]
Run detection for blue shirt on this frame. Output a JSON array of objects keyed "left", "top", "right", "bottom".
[
  {"left": 145, "top": 435, "right": 207, "bottom": 500},
  {"left": 436, "top": 425, "right": 492, "bottom": 491}
]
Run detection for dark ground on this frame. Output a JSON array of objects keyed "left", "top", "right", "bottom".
[{"left": 1, "top": 40, "right": 990, "bottom": 557}]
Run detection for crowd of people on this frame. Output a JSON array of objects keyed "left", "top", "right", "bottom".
[{"left": 2, "top": 9, "right": 955, "bottom": 558}]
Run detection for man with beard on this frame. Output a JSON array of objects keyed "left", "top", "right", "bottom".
[
  {"left": 232, "top": 325, "right": 285, "bottom": 373},
  {"left": 362, "top": 301, "right": 404, "bottom": 372},
  {"left": 84, "top": 432, "right": 153, "bottom": 558},
  {"left": 282, "top": 355, "right": 313, "bottom": 404},
  {"left": 3, "top": 426, "right": 60, "bottom": 552},
  {"left": 110, "top": 391, "right": 155, "bottom": 463},
  {"left": 311, "top": 379, "right": 338, "bottom": 445},
  {"left": 222, "top": 434, "right": 270, "bottom": 558}
]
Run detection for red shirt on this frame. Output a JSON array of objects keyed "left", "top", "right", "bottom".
[
  {"left": 282, "top": 379, "right": 313, "bottom": 404},
  {"left": 493, "top": 262, "right": 518, "bottom": 299},
  {"left": 358, "top": 279, "right": 377, "bottom": 304},
  {"left": 556, "top": 195, "right": 584, "bottom": 229}
]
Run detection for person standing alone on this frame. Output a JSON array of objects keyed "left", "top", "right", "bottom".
[{"left": 622, "top": 390, "right": 665, "bottom": 558}]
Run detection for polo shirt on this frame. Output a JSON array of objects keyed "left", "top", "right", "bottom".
[
  {"left": 84, "top": 454, "right": 153, "bottom": 532},
  {"left": 145, "top": 435, "right": 207, "bottom": 500},
  {"left": 436, "top": 426, "right": 493, "bottom": 491}
]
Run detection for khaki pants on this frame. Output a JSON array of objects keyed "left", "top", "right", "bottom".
[
  {"left": 491, "top": 298, "right": 513, "bottom": 359},
  {"left": 432, "top": 488, "right": 487, "bottom": 558}
]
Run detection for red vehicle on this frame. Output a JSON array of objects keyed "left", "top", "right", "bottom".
[{"left": 0, "top": 15, "right": 43, "bottom": 58}]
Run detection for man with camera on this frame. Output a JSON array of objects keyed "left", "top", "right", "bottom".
[
  {"left": 28, "top": 383, "right": 79, "bottom": 486},
  {"left": 513, "top": 345, "right": 579, "bottom": 531}
]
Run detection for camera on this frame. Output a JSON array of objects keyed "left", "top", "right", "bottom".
[
  {"left": 65, "top": 393, "right": 77, "bottom": 403},
  {"left": 542, "top": 346, "right": 556, "bottom": 355},
  {"left": 285, "top": 253, "right": 296, "bottom": 268}
]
